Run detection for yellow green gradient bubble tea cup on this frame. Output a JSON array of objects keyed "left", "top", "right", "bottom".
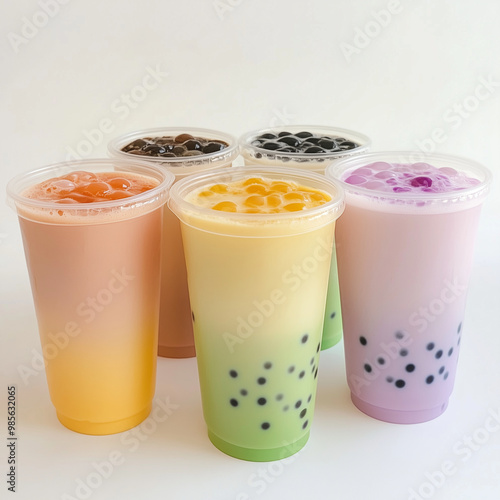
[{"left": 169, "top": 166, "right": 344, "bottom": 460}]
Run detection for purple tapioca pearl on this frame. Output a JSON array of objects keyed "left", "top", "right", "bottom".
[
  {"left": 410, "top": 176, "right": 433, "bottom": 188},
  {"left": 393, "top": 187, "right": 411, "bottom": 193},
  {"left": 345, "top": 175, "right": 366, "bottom": 185},
  {"left": 351, "top": 167, "right": 373, "bottom": 176},
  {"left": 368, "top": 161, "right": 392, "bottom": 171},
  {"left": 375, "top": 171, "right": 396, "bottom": 179}
]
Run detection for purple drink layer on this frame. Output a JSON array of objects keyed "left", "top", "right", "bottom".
[{"left": 343, "top": 162, "right": 481, "bottom": 194}]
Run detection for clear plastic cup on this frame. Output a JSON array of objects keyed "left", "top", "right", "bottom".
[
  {"left": 109, "top": 127, "right": 239, "bottom": 358},
  {"left": 169, "top": 166, "right": 344, "bottom": 460},
  {"left": 326, "top": 152, "right": 491, "bottom": 424},
  {"left": 240, "top": 125, "right": 371, "bottom": 351},
  {"left": 7, "top": 159, "right": 174, "bottom": 434}
]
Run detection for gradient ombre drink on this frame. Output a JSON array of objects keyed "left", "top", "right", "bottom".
[
  {"left": 7, "top": 159, "right": 174, "bottom": 434},
  {"left": 326, "top": 152, "right": 491, "bottom": 424}
]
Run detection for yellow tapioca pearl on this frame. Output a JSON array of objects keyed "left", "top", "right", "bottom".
[
  {"left": 210, "top": 183, "right": 229, "bottom": 194},
  {"left": 284, "top": 202, "right": 306, "bottom": 212},
  {"left": 244, "top": 195, "right": 265, "bottom": 207},
  {"left": 244, "top": 208, "right": 262, "bottom": 214},
  {"left": 284, "top": 192, "right": 305, "bottom": 202},
  {"left": 309, "top": 192, "right": 330, "bottom": 202},
  {"left": 243, "top": 177, "right": 266, "bottom": 186},
  {"left": 212, "top": 201, "right": 237, "bottom": 212},
  {"left": 270, "top": 182, "right": 290, "bottom": 193},
  {"left": 245, "top": 184, "right": 267, "bottom": 195},
  {"left": 266, "top": 194, "right": 282, "bottom": 207},
  {"left": 198, "top": 190, "right": 214, "bottom": 198}
]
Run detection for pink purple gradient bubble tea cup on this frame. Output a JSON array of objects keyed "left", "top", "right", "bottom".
[{"left": 326, "top": 152, "right": 491, "bottom": 424}]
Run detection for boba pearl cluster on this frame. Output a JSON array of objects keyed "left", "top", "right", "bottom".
[
  {"left": 121, "top": 133, "right": 229, "bottom": 158},
  {"left": 251, "top": 131, "right": 359, "bottom": 155},
  {"left": 227, "top": 333, "right": 320, "bottom": 432},
  {"left": 358, "top": 323, "right": 462, "bottom": 389},
  {"left": 189, "top": 176, "right": 331, "bottom": 214},
  {"left": 343, "top": 162, "right": 481, "bottom": 194}
]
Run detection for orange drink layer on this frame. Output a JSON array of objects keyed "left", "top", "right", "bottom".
[{"left": 7, "top": 160, "right": 174, "bottom": 435}]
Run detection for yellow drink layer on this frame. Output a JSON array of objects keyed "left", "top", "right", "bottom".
[{"left": 187, "top": 177, "right": 332, "bottom": 214}]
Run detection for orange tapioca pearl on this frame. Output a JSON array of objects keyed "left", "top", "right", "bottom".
[
  {"left": 108, "top": 177, "right": 132, "bottom": 190},
  {"left": 270, "top": 182, "right": 291, "bottom": 193},
  {"left": 243, "top": 177, "right": 266, "bottom": 186},
  {"left": 244, "top": 195, "right": 265, "bottom": 207},
  {"left": 266, "top": 194, "right": 282, "bottom": 207},
  {"left": 283, "top": 202, "right": 306, "bottom": 212},
  {"left": 212, "top": 201, "right": 238, "bottom": 212},
  {"left": 198, "top": 190, "right": 214, "bottom": 198},
  {"left": 245, "top": 184, "right": 267, "bottom": 195},
  {"left": 283, "top": 192, "right": 305, "bottom": 202},
  {"left": 210, "top": 183, "right": 229, "bottom": 194},
  {"left": 107, "top": 190, "right": 134, "bottom": 200},
  {"left": 81, "top": 182, "right": 112, "bottom": 197}
]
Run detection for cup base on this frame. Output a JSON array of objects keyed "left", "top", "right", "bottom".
[
  {"left": 56, "top": 404, "right": 152, "bottom": 435},
  {"left": 350, "top": 393, "right": 449, "bottom": 424},
  {"left": 158, "top": 344, "right": 196, "bottom": 358},
  {"left": 321, "top": 331, "right": 342, "bottom": 350},
  {"left": 207, "top": 429, "right": 310, "bottom": 462}
]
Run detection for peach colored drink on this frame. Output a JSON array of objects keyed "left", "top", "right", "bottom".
[{"left": 7, "top": 160, "right": 174, "bottom": 435}]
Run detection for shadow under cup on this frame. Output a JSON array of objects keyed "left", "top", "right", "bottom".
[
  {"left": 326, "top": 152, "right": 492, "bottom": 424},
  {"left": 7, "top": 159, "right": 174, "bottom": 435},
  {"left": 169, "top": 166, "right": 345, "bottom": 461}
]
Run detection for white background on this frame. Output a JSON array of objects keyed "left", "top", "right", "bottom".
[{"left": 1, "top": 1, "right": 499, "bottom": 499}]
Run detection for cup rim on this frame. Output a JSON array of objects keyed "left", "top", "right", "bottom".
[
  {"left": 6, "top": 158, "right": 175, "bottom": 212},
  {"left": 168, "top": 165, "right": 345, "bottom": 224},
  {"left": 107, "top": 126, "right": 239, "bottom": 167},
  {"left": 325, "top": 151, "right": 492, "bottom": 207},
  {"left": 239, "top": 125, "right": 371, "bottom": 162}
]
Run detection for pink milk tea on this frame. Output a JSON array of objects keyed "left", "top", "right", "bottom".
[{"left": 326, "top": 152, "right": 491, "bottom": 424}]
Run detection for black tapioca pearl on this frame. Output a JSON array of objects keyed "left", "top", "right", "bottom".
[
  {"left": 439, "top": 366, "right": 445, "bottom": 375},
  {"left": 395, "top": 379, "right": 406, "bottom": 388},
  {"left": 279, "top": 136, "right": 301, "bottom": 147},
  {"left": 230, "top": 399, "right": 238, "bottom": 407},
  {"left": 318, "top": 139, "right": 336, "bottom": 149},
  {"left": 307, "top": 394, "right": 312, "bottom": 403},
  {"left": 264, "top": 362, "right": 272, "bottom": 369},
  {"left": 400, "top": 349, "right": 409, "bottom": 357},
  {"left": 359, "top": 336, "right": 367, "bottom": 346},
  {"left": 278, "top": 131, "right": 291, "bottom": 137},
  {"left": 295, "top": 400, "right": 302, "bottom": 409},
  {"left": 330, "top": 311, "right": 336, "bottom": 319},
  {"left": 304, "top": 146, "right": 325, "bottom": 154},
  {"left": 160, "top": 152, "right": 177, "bottom": 157},
  {"left": 457, "top": 337, "right": 461, "bottom": 346},
  {"left": 405, "top": 364, "right": 415, "bottom": 373},
  {"left": 172, "top": 145, "right": 186, "bottom": 155},
  {"left": 143, "top": 144, "right": 165, "bottom": 154},
  {"left": 258, "top": 133, "right": 277, "bottom": 140},
  {"left": 395, "top": 331, "right": 405, "bottom": 340},
  {"left": 261, "top": 422, "right": 270, "bottom": 430},
  {"left": 339, "top": 141, "right": 358, "bottom": 149},
  {"left": 316, "top": 342, "right": 321, "bottom": 353},
  {"left": 174, "top": 133, "right": 194, "bottom": 143},
  {"left": 257, "top": 377, "right": 266, "bottom": 385},
  {"left": 444, "top": 372, "right": 449, "bottom": 380},
  {"left": 300, "top": 408, "right": 307, "bottom": 419},
  {"left": 255, "top": 152, "right": 262, "bottom": 159},
  {"left": 310, "top": 357, "right": 315, "bottom": 365},
  {"left": 299, "top": 370, "right": 305, "bottom": 379},
  {"left": 314, "top": 368, "right": 318, "bottom": 379},
  {"left": 377, "top": 357, "right": 386, "bottom": 365},
  {"left": 229, "top": 370, "right": 238, "bottom": 378},
  {"left": 386, "top": 376, "right": 394, "bottom": 383},
  {"left": 261, "top": 141, "right": 281, "bottom": 150},
  {"left": 302, "top": 420, "right": 309, "bottom": 429},
  {"left": 296, "top": 131, "right": 313, "bottom": 138},
  {"left": 276, "top": 394, "right": 283, "bottom": 401},
  {"left": 240, "top": 389, "right": 248, "bottom": 396},
  {"left": 448, "top": 348, "right": 454, "bottom": 357},
  {"left": 364, "top": 363, "right": 372, "bottom": 373},
  {"left": 277, "top": 147, "right": 297, "bottom": 153},
  {"left": 283, "top": 405, "right": 289, "bottom": 412},
  {"left": 301, "top": 334, "right": 309, "bottom": 344},
  {"left": 303, "top": 137, "right": 321, "bottom": 145},
  {"left": 435, "top": 350, "right": 443, "bottom": 359},
  {"left": 257, "top": 397, "right": 267, "bottom": 406},
  {"left": 458, "top": 322, "right": 462, "bottom": 333},
  {"left": 288, "top": 365, "right": 295, "bottom": 374},
  {"left": 426, "top": 375, "right": 434, "bottom": 384},
  {"left": 427, "top": 342, "right": 435, "bottom": 351},
  {"left": 311, "top": 364, "right": 316, "bottom": 374},
  {"left": 203, "top": 142, "right": 225, "bottom": 154}
]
